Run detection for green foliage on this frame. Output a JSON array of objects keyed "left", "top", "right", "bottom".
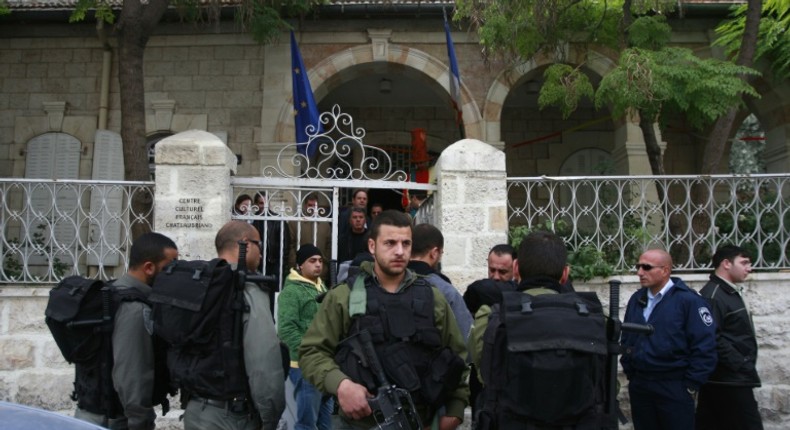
[
  {"left": 508, "top": 219, "right": 616, "bottom": 282},
  {"left": 627, "top": 16, "right": 671, "bottom": 50},
  {"left": 67, "top": 0, "right": 325, "bottom": 45},
  {"left": 539, "top": 64, "right": 595, "bottom": 119},
  {"left": 240, "top": 0, "right": 327, "bottom": 44},
  {"left": 714, "top": 191, "right": 788, "bottom": 265},
  {"left": 70, "top": 0, "right": 115, "bottom": 24},
  {"left": 597, "top": 47, "right": 760, "bottom": 128},
  {"left": 455, "top": 0, "right": 623, "bottom": 62},
  {"left": 0, "top": 0, "right": 10, "bottom": 16},
  {"left": 457, "top": 0, "right": 761, "bottom": 135},
  {"left": 568, "top": 245, "right": 616, "bottom": 281},
  {"left": 715, "top": 0, "right": 790, "bottom": 79},
  {"left": 2, "top": 224, "right": 68, "bottom": 280}
]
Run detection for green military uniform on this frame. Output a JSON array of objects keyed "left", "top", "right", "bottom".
[{"left": 298, "top": 261, "right": 470, "bottom": 428}]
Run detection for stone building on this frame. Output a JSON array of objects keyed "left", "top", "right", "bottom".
[{"left": 1, "top": 0, "right": 788, "bottom": 184}]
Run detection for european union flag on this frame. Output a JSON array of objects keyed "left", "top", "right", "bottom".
[{"left": 291, "top": 30, "right": 321, "bottom": 157}]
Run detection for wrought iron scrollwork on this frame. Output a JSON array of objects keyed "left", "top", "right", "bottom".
[{"left": 263, "top": 104, "right": 409, "bottom": 182}]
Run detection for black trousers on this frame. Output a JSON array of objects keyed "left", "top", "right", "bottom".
[
  {"left": 696, "top": 384, "right": 763, "bottom": 430},
  {"left": 629, "top": 378, "right": 695, "bottom": 430}
]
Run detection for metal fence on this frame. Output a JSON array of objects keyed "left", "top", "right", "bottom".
[
  {"left": 507, "top": 174, "right": 790, "bottom": 272},
  {"left": 1, "top": 179, "right": 155, "bottom": 283}
]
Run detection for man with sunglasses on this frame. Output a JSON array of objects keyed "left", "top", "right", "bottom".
[{"left": 621, "top": 249, "right": 717, "bottom": 430}]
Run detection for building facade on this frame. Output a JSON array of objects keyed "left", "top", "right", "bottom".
[{"left": 1, "top": 1, "right": 788, "bottom": 183}]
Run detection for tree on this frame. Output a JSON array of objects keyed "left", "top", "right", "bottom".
[
  {"left": 704, "top": 0, "right": 790, "bottom": 174},
  {"left": 455, "top": 0, "right": 759, "bottom": 179},
  {"left": 69, "top": 0, "right": 319, "bottom": 236}
]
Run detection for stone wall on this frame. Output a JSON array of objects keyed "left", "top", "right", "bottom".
[
  {"left": 1, "top": 274, "right": 789, "bottom": 428},
  {"left": 0, "top": 32, "right": 265, "bottom": 178}
]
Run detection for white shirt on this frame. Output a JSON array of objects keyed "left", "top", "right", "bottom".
[{"left": 643, "top": 279, "right": 674, "bottom": 321}]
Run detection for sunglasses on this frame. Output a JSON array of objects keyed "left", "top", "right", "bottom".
[{"left": 635, "top": 263, "right": 663, "bottom": 271}]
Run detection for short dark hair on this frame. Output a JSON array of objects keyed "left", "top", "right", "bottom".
[
  {"left": 129, "top": 232, "right": 177, "bottom": 269},
  {"left": 235, "top": 193, "right": 251, "bottom": 208},
  {"left": 369, "top": 210, "right": 411, "bottom": 240},
  {"left": 489, "top": 243, "right": 516, "bottom": 259},
  {"left": 352, "top": 189, "right": 368, "bottom": 199},
  {"left": 215, "top": 221, "right": 256, "bottom": 254},
  {"left": 350, "top": 206, "right": 366, "bottom": 215},
  {"left": 516, "top": 231, "right": 567, "bottom": 280},
  {"left": 711, "top": 244, "right": 751, "bottom": 269},
  {"left": 412, "top": 224, "right": 444, "bottom": 256}
]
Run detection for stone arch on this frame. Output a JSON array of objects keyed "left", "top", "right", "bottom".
[
  {"left": 743, "top": 78, "right": 790, "bottom": 173},
  {"left": 482, "top": 48, "right": 619, "bottom": 145},
  {"left": 274, "top": 44, "right": 484, "bottom": 144}
]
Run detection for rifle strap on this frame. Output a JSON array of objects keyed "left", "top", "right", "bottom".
[{"left": 349, "top": 274, "right": 367, "bottom": 317}]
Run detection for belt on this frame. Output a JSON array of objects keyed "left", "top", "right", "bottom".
[{"left": 191, "top": 394, "right": 250, "bottom": 414}]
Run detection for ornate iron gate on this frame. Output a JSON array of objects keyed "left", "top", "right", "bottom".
[{"left": 230, "top": 105, "right": 436, "bottom": 287}]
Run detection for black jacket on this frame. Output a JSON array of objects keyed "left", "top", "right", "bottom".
[{"left": 700, "top": 274, "right": 761, "bottom": 387}]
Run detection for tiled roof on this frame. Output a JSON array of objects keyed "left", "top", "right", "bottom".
[{"left": 5, "top": 0, "right": 744, "bottom": 11}]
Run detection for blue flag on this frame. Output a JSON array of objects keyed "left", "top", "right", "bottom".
[
  {"left": 291, "top": 31, "right": 321, "bottom": 157},
  {"left": 444, "top": 11, "right": 463, "bottom": 126}
]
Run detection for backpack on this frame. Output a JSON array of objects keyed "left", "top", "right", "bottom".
[
  {"left": 478, "top": 290, "right": 608, "bottom": 430},
  {"left": 149, "top": 258, "right": 287, "bottom": 401},
  {"left": 45, "top": 276, "right": 171, "bottom": 417},
  {"left": 45, "top": 277, "right": 117, "bottom": 365}
]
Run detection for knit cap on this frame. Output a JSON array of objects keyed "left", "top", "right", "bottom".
[{"left": 296, "top": 244, "right": 322, "bottom": 266}]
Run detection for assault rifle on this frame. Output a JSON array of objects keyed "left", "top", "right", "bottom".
[
  {"left": 356, "top": 329, "right": 424, "bottom": 430},
  {"left": 605, "top": 280, "right": 654, "bottom": 429}
]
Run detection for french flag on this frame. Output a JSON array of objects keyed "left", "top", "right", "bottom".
[{"left": 444, "top": 11, "right": 463, "bottom": 128}]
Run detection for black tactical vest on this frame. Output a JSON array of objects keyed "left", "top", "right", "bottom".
[{"left": 335, "top": 273, "right": 465, "bottom": 411}]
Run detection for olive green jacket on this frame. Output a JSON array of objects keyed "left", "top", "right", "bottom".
[{"left": 298, "top": 262, "right": 470, "bottom": 427}]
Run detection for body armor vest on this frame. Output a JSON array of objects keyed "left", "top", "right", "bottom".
[{"left": 335, "top": 273, "right": 465, "bottom": 411}]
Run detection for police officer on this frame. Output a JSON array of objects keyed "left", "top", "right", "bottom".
[
  {"left": 298, "top": 210, "right": 469, "bottom": 430},
  {"left": 182, "top": 221, "right": 285, "bottom": 430},
  {"left": 621, "top": 249, "right": 717, "bottom": 430},
  {"left": 74, "top": 232, "right": 178, "bottom": 430}
]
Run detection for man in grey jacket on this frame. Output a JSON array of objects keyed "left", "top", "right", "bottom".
[
  {"left": 406, "top": 223, "right": 472, "bottom": 339},
  {"left": 74, "top": 232, "right": 178, "bottom": 430},
  {"left": 183, "top": 221, "right": 285, "bottom": 430}
]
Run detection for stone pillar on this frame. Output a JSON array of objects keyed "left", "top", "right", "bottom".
[
  {"left": 764, "top": 124, "right": 790, "bottom": 174},
  {"left": 611, "top": 119, "right": 667, "bottom": 176},
  {"left": 154, "top": 130, "right": 237, "bottom": 260},
  {"left": 435, "top": 139, "right": 508, "bottom": 289}
]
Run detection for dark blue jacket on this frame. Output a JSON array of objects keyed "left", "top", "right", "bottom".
[{"left": 620, "top": 277, "right": 718, "bottom": 390}]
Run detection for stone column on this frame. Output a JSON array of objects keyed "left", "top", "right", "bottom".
[
  {"left": 434, "top": 139, "right": 508, "bottom": 290},
  {"left": 611, "top": 119, "right": 667, "bottom": 176},
  {"left": 765, "top": 124, "right": 790, "bottom": 174},
  {"left": 154, "top": 130, "right": 237, "bottom": 260}
]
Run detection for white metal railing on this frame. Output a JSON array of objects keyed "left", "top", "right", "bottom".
[
  {"left": 1, "top": 179, "right": 155, "bottom": 283},
  {"left": 507, "top": 174, "right": 790, "bottom": 272}
]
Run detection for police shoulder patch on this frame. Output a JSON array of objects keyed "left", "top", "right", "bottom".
[{"left": 698, "top": 307, "right": 713, "bottom": 326}]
